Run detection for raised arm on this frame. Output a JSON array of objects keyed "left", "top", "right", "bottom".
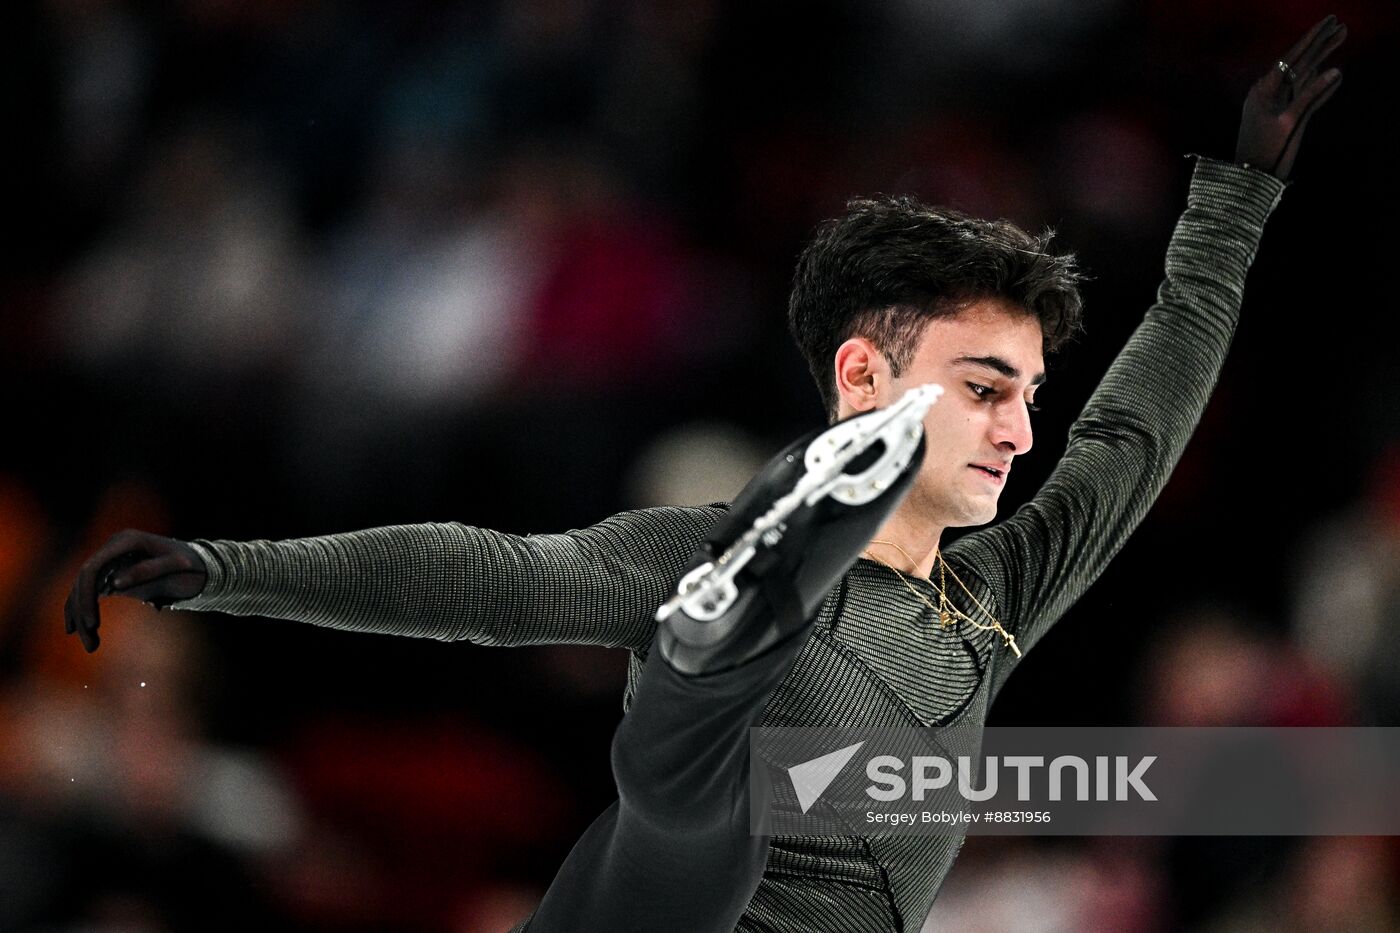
[
  {"left": 949, "top": 16, "right": 1344, "bottom": 674},
  {"left": 65, "top": 506, "right": 725, "bottom": 653}
]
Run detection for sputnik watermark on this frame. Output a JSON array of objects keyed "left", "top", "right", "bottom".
[
  {"left": 787, "top": 746, "right": 1156, "bottom": 814},
  {"left": 865, "top": 754, "right": 1156, "bottom": 803},
  {"left": 751, "top": 726, "right": 1400, "bottom": 836},
  {"left": 788, "top": 742, "right": 865, "bottom": 813}
]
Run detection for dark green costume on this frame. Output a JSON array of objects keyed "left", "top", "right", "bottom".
[{"left": 173, "top": 157, "right": 1287, "bottom": 931}]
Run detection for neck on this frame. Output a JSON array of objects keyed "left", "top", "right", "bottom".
[{"left": 864, "top": 505, "right": 943, "bottom": 578}]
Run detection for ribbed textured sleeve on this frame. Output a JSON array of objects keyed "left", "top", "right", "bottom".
[
  {"left": 169, "top": 506, "right": 724, "bottom": 650},
  {"left": 951, "top": 156, "right": 1287, "bottom": 683}
]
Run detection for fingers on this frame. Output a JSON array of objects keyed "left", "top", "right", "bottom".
[
  {"left": 1292, "top": 68, "right": 1343, "bottom": 120},
  {"left": 1282, "top": 15, "right": 1338, "bottom": 69},
  {"left": 64, "top": 528, "right": 163, "bottom": 653},
  {"left": 1259, "top": 17, "right": 1344, "bottom": 117},
  {"left": 1294, "top": 22, "right": 1346, "bottom": 81},
  {"left": 65, "top": 577, "right": 100, "bottom": 652},
  {"left": 1257, "top": 17, "right": 1333, "bottom": 102},
  {"left": 108, "top": 552, "right": 186, "bottom": 592},
  {"left": 111, "top": 551, "right": 206, "bottom": 607},
  {"left": 63, "top": 587, "right": 78, "bottom": 635}
]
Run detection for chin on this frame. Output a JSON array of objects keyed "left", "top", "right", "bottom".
[
  {"left": 953, "top": 500, "right": 999, "bottom": 528},
  {"left": 912, "top": 477, "right": 1000, "bottom": 527}
]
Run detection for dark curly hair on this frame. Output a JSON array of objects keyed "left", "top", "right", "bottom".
[{"left": 787, "top": 195, "right": 1086, "bottom": 420}]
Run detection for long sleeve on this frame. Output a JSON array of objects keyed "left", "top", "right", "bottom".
[
  {"left": 167, "top": 505, "right": 725, "bottom": 651},
  {"left": 948, "top": 156, "right": 1287, "bottom": 681}
]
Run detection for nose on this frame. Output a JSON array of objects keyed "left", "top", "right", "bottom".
[{"left": 991, "top": 400, "right": 1034, "bottom": 456}]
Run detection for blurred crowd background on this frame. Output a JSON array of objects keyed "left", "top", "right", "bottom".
[{"left": 5, "top": 0, "right": 1400, "bottom": 930}]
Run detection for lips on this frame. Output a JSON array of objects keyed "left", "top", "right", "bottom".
[{"left": 969, "top": 463, "right": 1008, "bottom": 483}]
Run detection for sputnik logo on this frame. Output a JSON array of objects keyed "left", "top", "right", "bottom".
[{"left": 788, "top": 742, "right": 865, "bottom": 813}]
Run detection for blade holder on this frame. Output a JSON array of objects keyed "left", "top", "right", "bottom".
[{"left": 655, "top": 384, "right": 942, "bottom": 623}]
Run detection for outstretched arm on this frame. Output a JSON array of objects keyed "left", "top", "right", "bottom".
[
  {"left": 948, "top": 17, "right": 1344, "bottom": 678},
  {"left": 65, "top": 507, "right": 725, "bottom": 653}
]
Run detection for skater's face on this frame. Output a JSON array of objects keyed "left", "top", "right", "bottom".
[{"left": 834, "top": 298, "right": 1044, "bottom": 528}]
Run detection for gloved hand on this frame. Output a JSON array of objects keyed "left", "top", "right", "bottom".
[
  {"left": 63, "top": 529, "right": 208, "bottom": 653},
  {"left": 1235, "top": 15, "right": 1346, "bottom": 181}
]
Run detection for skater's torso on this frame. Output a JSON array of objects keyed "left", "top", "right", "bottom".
[{"left": 623, "top": 553, "right": 1005, "bottom": 933}]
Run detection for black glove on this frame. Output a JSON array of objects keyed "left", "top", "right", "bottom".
[
  {"left": 64, "top": 529, "right": 209, "bottom": 653},
  {"left": 1234, "top": 15, "right": 1345, "bottom": 181}
]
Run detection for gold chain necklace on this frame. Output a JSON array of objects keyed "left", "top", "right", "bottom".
[{"left": 862, "top": 539, "right": 1021, "bottom": 658}]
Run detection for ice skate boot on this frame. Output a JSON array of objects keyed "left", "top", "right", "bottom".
[{"left": 656, "top": 384, "right": 941, "bottom": 675}]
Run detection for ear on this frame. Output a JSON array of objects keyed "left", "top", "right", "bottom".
[{"left": 833, "top": 337, "right": 887, "bottom": 416}]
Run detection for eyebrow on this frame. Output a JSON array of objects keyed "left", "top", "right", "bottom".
[{"left": 952, "top": 355, "right": 1047, "bottom": 386}]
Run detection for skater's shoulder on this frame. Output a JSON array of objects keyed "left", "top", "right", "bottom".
[{"left": 590, "top": 503, "right": 731, "bottom": 542}]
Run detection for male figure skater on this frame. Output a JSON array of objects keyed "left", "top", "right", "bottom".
[{"left": 66, "top": 17, "right": 1345, "bottom": 932}]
